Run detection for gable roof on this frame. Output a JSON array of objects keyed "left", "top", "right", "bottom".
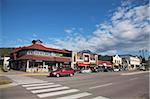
[{"left": 12, "top": 44, "right": 72, "bottom": 54}]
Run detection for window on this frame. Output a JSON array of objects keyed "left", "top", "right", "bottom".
[
  {"left": 84, "top": 55, "right": 89, "bottom": 62},
  {"left": 90, "top": 58, "right": 95, "bottom": 60},
  {"left": 74, "top": 56, "right": 76, "bottom": 62},
  {"left": 80, "top": 56, "right": 83, "bottom": 59},
  {"left": 27, "top": 51, "right": 34, "bottom": 55}
]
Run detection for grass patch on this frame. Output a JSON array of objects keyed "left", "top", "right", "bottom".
[
  {"left": 0, "top": 80, "right": 12, "bottom": 85},
  {"left": 0, "top": 77, "right": 12, "bottom": 85},
  {"left": 0, "top": 65, "right": 4, "bottom": 72}
]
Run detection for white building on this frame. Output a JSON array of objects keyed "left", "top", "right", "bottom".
[
  {"left": 0, "top": 56, "right": 10, "bottom": 70},
  {"left": 112, "top": 55, "right": 122, "bottom": 69},
  {"left": 121, "top": 55, "right": 141, "bottom": 70}
]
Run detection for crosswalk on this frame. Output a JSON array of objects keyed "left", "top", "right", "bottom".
[
  {"left": 22, "top": 82, "right": 91, "bottom": 99},
  {"left": 7, "top": 76, "right": 110, "bottom": 99}
]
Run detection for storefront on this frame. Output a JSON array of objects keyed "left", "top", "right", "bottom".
[
  {"left": 10, "top": 40, "right": 72, "bottom": 72},
  {"left": 72, "top": 50, "right": 98, "bottom": 71}
]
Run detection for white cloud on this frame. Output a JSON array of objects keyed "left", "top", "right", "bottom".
[
  {"left": 32, "top": 33, "right": 37, "bottom": 37},
  {"left": 64, "top": 29, "right": 73, "bottom": 34},
  {"left": 17, "top": 38, "right": 23, "bottom": 42},
  {"left": 49, "top": 1, "right": 149, "bottom": 54}
]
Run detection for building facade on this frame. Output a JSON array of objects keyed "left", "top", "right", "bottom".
[
  {"left": 121, "top": 55, "right": 141, "bottom": 70},
  {"left": 72, "top": 50, "right": 98, "bottom": 70},
  {"left": 98, "top": 55, "right": 113, "bottom": 67},
  {"left": 0, "top": 56, "right": 10, "bottom": 71},
  {"left": 112, "top": 55, "right": 122, "bottom": 69},
  {"left": 10, "top": 40, "right": 72, "bottom": 72}
]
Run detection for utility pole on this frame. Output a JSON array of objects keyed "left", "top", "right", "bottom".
[{"left": 139, "top": 49, "right": 148, "bottom": 59}]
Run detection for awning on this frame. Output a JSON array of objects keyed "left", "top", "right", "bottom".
[
  {"left": 98, "top": 61, "right": 112, "bottom": 67},
  {"left": 17, "top": 55, "right": 71, "bottom": 62},
  {"left": 77, "top": 63, "right": 90, "bottom": 67}
]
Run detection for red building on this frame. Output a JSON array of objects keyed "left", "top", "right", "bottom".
[
  {"left": 10, "top": 40, "right": 72, "bottom": 72},
  {"left": 98, "top": 60, "right": 112, "bottom": 67},
  {"left": 72, "top": 50, "right": 98, "bottom": 70},
  {"left": 98, "top": 55, "right": 113, "bottom": 67}
]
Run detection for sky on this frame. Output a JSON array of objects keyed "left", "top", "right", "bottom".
[{"left": 0, "top": 0, "right": 149, "bottom": 57}]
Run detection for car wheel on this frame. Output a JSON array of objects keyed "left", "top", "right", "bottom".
[
  {"left": 56, "top": 74, "right": 60, "bottom": 77},
  {"left": 70, "top": 73, "right": 73, "bottom": 77}
]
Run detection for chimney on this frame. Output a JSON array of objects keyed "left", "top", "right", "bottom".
[{"left": 32, "top": 39, "right": 43, "bottom": 44}]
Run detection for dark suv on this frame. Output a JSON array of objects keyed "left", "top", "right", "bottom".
[{"left": 49, "top": 67, "right": 75, "bottom": 77}]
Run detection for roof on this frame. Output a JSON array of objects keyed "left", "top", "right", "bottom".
[
  {"left": 18, "top": 55, "right": 71, "bottom": 62},
  {"left": 12, "top": 44, "right": 72, "bottom": 54},
  {"left": 12, "top": 47, "right": 22, "bottom": 53},
  {"left": 78, "top": 50, "right": 96, "bottom": 55}
]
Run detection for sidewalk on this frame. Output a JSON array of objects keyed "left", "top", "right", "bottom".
[{"left": 0, "top": 70, "right": 48, "bottom": 76}]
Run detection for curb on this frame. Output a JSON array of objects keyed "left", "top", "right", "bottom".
[
  {"left": 20, "top": 73, "right": 48, "bottom": 76},
  {"left": 0, "top": 73, "right": 48, "bottom": 76}
]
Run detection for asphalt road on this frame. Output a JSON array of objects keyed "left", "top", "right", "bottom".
[{"left": 0, "top": 71, "right": 149, "bottom": 99}]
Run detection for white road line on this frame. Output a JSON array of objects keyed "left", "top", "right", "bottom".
[
  {"left": 89, "top": 83, "right": 113, "bottom": 89},
  {"left": 26, "top": 84, "right": 62, "bottom": 90},
  {"left": 19, "top": 81, "right": 48, "bottom": 85},
  {"left": 31, "top": 86, "right": 70, "bottom": 94},
  {"left": 56, "top": 92, "right": 92, "bottom": 99},
  {"left": 129, "top": 77, "right": 138, "bottom": 81},
  {"left": 22, "top": 83, "right": 54, "bottom": 87},
  {"left": 37, "top": 89, "right": 79, "bottom": 98},
  {"left": 93, "top": 96, "right": 110, "bottom": 99}
]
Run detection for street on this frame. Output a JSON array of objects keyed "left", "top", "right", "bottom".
[{"left": 0, "top": 71, "right": 149, "bottom": 99}]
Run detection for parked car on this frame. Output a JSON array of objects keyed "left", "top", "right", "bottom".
[
  {"left": 91, "top": 67, "right": 101, "bottom": 72},
  {"left": 80, "top": 68, "right": 92, "bottom": 73},
  {"left": 99, "top": 66, "right": 113, "bottom": 72},
  {"left": 139, "top": 66, "right": 146, "bottom": 71},
  {"left": 49, "top": 67, "right": 75, "bottom": 77},
  {"left": 113, "top": 68, "right": 120, "bottom": 72}
]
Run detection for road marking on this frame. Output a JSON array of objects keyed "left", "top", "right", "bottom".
[
  {"left": 37, "top": 89, "right": 79, "bottom": 98},
  {"left": 19, "top": 81, "right": 48, "bottom": 85},
  {"left": 26, "top": 84, "right": 62, "bottom": 90},
  {"left": 121, "top": 71, "right": 150, "bottom": 76},
  {"left": 129, "top": 77, "right": 138, "bottom": 81},
  {"left": 56, "top": 92, "right": 92, "bottom": 99},
  {"left": 93, "top": 96, "right": 110, "bottom": 99},
  {"left": 31, "top": 86, "right": 70, "bottom": 93},
  {"left": 89, "top": 83, "right": 113, "bottom": 89},
  {"left": 22, "top": 83, "right": 54, "bottom": 87},
  {"left": 6, "top": 75, "right": 47, "bottom": 84}
]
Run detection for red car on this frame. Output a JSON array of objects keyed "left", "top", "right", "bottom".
[{"left": 49, "top": 68, "right": 75, "bottom": 77}]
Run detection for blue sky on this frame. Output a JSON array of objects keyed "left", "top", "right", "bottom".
[{"left": 1, "top": 0, "right": 149, "bottom": 57}]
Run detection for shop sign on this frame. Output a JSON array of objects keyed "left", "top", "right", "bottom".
[{"left": 35, "top": 60, "right": 42, "bottom": 62}]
